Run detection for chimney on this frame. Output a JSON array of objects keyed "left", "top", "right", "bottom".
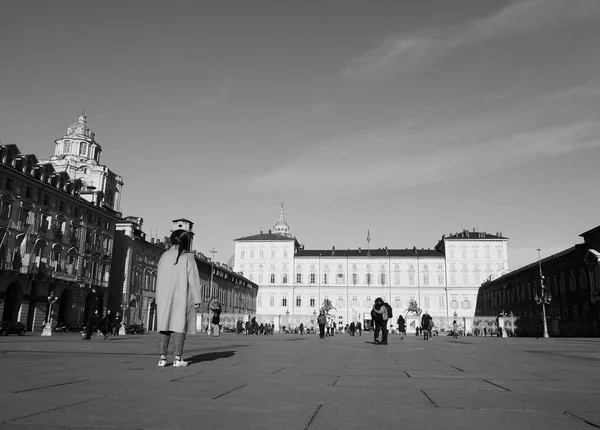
[{"left": 268, "top": 229, "right": 272, "bottom": 234}]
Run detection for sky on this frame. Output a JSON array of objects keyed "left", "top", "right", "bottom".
[{"left": 1, "top": 0, "right": 599, "bottom": 270}]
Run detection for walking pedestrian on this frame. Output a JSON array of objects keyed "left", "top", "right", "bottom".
[
  {"left": 317, "top": 311, "right": 327, "bottom": 339},
  {"left": 112, "top": 312, "right": 122, "bottom": 336},
  {"left": 452, "top": 320, "right": 459, "bottom": 338},
  {"left": 397, "top": 315, "right": 406, "bottom": 339},
  {"left": 357, "top": 321, "right": 362, "bottom": 336},
  {"left": 103, "top": 310, "right": 113, "bottom": 336},
  {"left": 210, "top": 301, "right": 222, "bottom": 337},
  {"left": 82, "top": 286, "right": 110, "bottom": 340},
  {"left": 156, "top": 229, "right": 202, "bottom": 367}
]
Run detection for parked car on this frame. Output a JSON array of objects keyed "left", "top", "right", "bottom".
[
  {"left": 54, "top": 322, "right": 85, "bottom": 333},
  {"left": 125, "top": 324, "right": 145, "bottom": 334},
  {"left": 0, "top": 321, "right": 26, "bottom": 336}
]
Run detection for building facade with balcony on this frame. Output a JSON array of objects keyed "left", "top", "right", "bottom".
[
  {"left": 0, "top": 143, "right": 121, "bottom": 332},
  {"left": 476, "top": 225, "right": 600, "bottom": 337},
  {"left": 110, "top": 217, "right": 259, "bottom": 332},
  {"left": 234, "top": 206, "right": 509, "bottom": 331},
  {"left": 109, "top": 216, "right": 166, "bottom": 330}
]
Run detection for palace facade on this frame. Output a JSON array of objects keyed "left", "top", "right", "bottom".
[{"left": 234, "top": 205, "right": 509, "bottom": 330}]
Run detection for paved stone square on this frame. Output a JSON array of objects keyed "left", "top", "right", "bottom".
[{"left": 0, "top": 332, "right": 599, "bottom": 429}]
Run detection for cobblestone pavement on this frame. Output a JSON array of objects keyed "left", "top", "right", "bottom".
[{"left": 0, "top": 332, "right": 599, "bottom": 429}]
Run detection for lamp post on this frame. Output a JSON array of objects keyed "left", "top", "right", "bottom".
[
  {"left": 41, "top": 293, "right": 59, "bottom": 336},
  {"left": 534, "top": 248, "right": 551, "bottom": 338}
]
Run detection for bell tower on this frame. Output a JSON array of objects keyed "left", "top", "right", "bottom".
[{"left": 172, "top": 218, "right": 195, "bottom": 250}]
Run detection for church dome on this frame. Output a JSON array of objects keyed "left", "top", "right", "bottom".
[
  {"left": 65, "top": 113, "right": 94, "bottom": 140},
  {"left": 273, "top": 203, "right": 291, "bottom": 236}
]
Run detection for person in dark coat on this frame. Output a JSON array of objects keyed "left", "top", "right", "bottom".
[
  {"left": 210, "top": 302, "right": 222, "bottom": 337},
  {"left": 103, "top": 310, "right": 114, "bottom": 336},
  {"left": 397, "top": 315, "right": 406, "bottom": 339},
  {"left": 421, "top": 312, "right": 432, "bottom": 340},
  {"left": 317, "top": 311, "right": 327, "bottom": 339},
  {"left": 112, "top": 312, "right": 122, "bottom": 336},
  {"left": 83, "top": 286, "right": 109, "bottom": 340}
]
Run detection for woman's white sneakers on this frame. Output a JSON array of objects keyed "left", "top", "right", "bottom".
[
  {"left": 173, "top": 359, "right": 189, "bottom": 367},
  {"left": 158, "top": 358, "right": 172, "bottom": 367}
]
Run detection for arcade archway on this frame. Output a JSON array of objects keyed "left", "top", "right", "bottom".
[{"left": 2, "top": 282, "right": 23, "bottom": 322}]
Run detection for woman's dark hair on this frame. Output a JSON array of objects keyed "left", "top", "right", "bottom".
[{"left": 170, "top": 229, "right": 191, "bottom": 264}]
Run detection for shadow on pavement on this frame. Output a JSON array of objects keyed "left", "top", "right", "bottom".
[{"left": 187, "top": 350, "right": 236, "bottom": 364}]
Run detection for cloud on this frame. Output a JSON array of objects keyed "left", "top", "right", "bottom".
[
  {"left": 243, "top": 121, "right": 599, "bottom": 193},
  {"left": 241, "top": 82, "right": 600, "bottom": 194},
  {"left": 341, "top": 0, "right": 600, "bottom": 78}
]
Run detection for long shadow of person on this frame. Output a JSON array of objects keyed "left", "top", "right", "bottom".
[{"left": 185, "top": 351, "right": 236, "bottom": 364}]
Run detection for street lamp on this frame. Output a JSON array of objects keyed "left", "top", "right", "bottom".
[{"left": 534, "top": 248, "right": 551, "bottom": 338}]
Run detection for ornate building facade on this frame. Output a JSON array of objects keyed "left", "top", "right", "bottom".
[
  {"left": 109, "top": 216, "right": 166, "bottom": 330},
  {"left": 234, "top": 206, "right": 509, "bottom": 331},
  {"left": 477, "top": 225, "right": 600, "bottom": 337},
  {"left": 41, "top": 113, "right": 123, "bottom": 213},
  {"left": 0, "top": 137, "right": 120, "bottom": 331}
]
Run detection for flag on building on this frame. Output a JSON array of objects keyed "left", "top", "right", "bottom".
[
  {"left": 367, "top": 227, "right": 371, "bottom": 244},
  {"left": 413, "top": 246, "right": 419, "bottom": 256}
]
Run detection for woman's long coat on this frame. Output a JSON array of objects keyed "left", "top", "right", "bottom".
[{"left": 156, "top": 247, "right": 202, "bottom": 335}]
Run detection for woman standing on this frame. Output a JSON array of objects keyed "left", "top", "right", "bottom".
[{"left": 156, "top": 230, "right": 202, "bottom": 367}]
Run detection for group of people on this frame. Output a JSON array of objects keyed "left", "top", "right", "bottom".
[{"left": 235, "top": 318, "right": 275, "bottom": 335}]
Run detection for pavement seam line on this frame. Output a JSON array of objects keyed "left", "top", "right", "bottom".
[
  {"left": 483, "top": 379, "right": 511, "bottom": 391},
  {"left": 14, "top": 378, "right": 92, "bottom": 393},
  {"left": 562, "top": 411, "right": 600, "bottom": 428},
  {"left": 304, "top": 403, "right": 323, "bottom": 430},
  {"left": 3, "top": 395, "right": 107, "bottom": 424},
  {"left": 332, "top": 375, "right": 340, "bottom": 386},
  {"left": 404, "top": 371, "right": 411, "bottom": 378},
  {"left": 212, "top": 383, "right": 248, "bottom": 399},
  {"left": 420, "top": 389, "right": 438, "bottom": 407},
  {"left": 170, "top": 371, "right": 205, "bottom": 382},
  {"left": 451, "top": 366, "right": 464, "bottom": 372},
  {"left": 270, "top": 366, "right": 286, "bottom": 374}
]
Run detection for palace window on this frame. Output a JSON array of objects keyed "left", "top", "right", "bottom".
[
  {"left": 282, "top": 297, "right": 287, "bottom": 307},
  {"left": 337, "top": 273, "right": 344, "bottom": 284},
  {"left": 408, "top": 273, "right": 414, "bottom": 285},
  {"left": 323, "top": 273, "right": 328, "bottom": 284},
  {"left": 80, "top": 142, "right": 88, "bottom": 156},
  {"left": 438, "top": 295, "right": 445, "bottom": 308},
  {"left": 394, "top": 273, "right": 401, "bottom": 285},
  {"left": 379, "top": 273, "right": 386, "bottom": 285},
  {"left": 296, "top": 273, "right": 302, "bottom": 283},
  {"left": 270, "top": 273, "right": 275, "bottom": 284},
  {"left": 438, "top": 274, "right": 444, "bottom": 285},
  {"left": 310, "top": 273, "right": 316, "bottom": 284},
  {"left": 282, "top": 274, "right": 288, "bottom": 284},
  {"left": 269, "top": 295, "right": 274, "bottom": 306},
  {"left": 296, "top": 295, "right": 301, "bottom": 307},
  {"left": 352, "top": 273, "right": 358, "bottom": 285},
  {"left": 423, "top": 273, "right": 429, "bottom": 285},
  {"left": 366, "top": 273, "right": 372, "bottom": 285},
  {"left": 310, "top": 297, "right": 315, "bottom": 307}
]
